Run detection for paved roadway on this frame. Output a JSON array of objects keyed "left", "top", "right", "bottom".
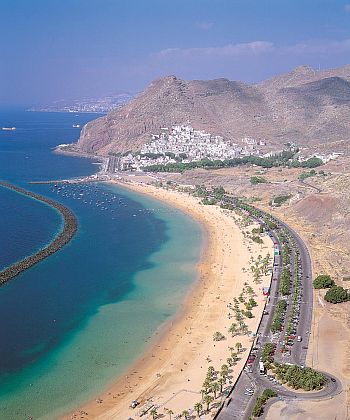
[{"left": 217, "top": 200, "right": 341, "bottom": 420}]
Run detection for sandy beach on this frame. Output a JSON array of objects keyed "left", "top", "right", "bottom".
[{"left": 65, "top": 180, "right": 273, "bottom": 420}]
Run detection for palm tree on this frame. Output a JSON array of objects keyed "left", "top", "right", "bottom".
[
  {"left": 241, "top": 324, "right": 249, "bottom": 335},
  {"left": 220, "top": 364, "right": 229, "bottom": 380},
  {"left": 203, "top": 394, "right": 214, "bottom": 412},
  {"left": 165, "top": 408, "right": 174, "bottom": 420},
  {"left": 182, "top": 410, "right": 190, "bottom": 419},
  {"left": 219, "top": 377, "right": 225, "bottom": 393},
  {"left": 221, "top": 363, "right": 229, "bottom": 372},
  {"left": 235, "top": 342, "right": 242, "bottom": 353},
  {"left": 231, "top": 351, "right": 238, "bottom": 363},
  {"left": 228, "top": 323, "right": 238, "bottom": 336},
  {"left": 212, "top": 381, "right": 220, "bottom": 398},
  {"left": 202, "top": 378, "right": 211, "bottom": 393},
  {"left": 150, "top": 408, "right": 158, "bottom": 420},
  {"left": 207, "top": 366, "right": 215, "bottom": 376},
  {"left": 194, "top": 402, "right": 203, "bottom": 418}
]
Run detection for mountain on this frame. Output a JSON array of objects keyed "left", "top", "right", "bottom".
[{"left": 74, "top": 65, "right": 350, "bottom": 156}]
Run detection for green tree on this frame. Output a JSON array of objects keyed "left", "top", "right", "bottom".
[
  {"left": 219, "top": 377, "right": 226, "bottom": 393},
  {"left": 165, "top": 408, "right": 174, "bottom": 420},
  {"left": 230, "top": 352, "right": 238, "bottom": 364},
  {"left": 182, "top": 410, "right": 190, "bottom": 419},
  {"left": 235, "top": 342, "right": 242, "bottom": 353},
  {"left": 313, "top": 274, "right": 335, "bottom": 289},
  {"left": 220, "top": 364, "right": 229, "bottom": 379},
  {"left": 324, "top": 286, "right": 350, "bottom": 303},
  {"left": 211, "top": 381, "right": 220, "bottom": 398},
  {"left": 150, "top": 408, "right": 158, "bottom": 420},
  {"left": 203, "top": 394, "right": 214, "bottom": 411},
  {"left": 213, "top": 331, "right": 226, "bottom": 341},
  {"left": 194, "top": 402, "right": 203, "bottom": 417},
  {"left": 250, "top": 176, "right": 268, "bottom": 185},
  {"left": 228, "top": 323, "right": 238, "bottom": 336}
]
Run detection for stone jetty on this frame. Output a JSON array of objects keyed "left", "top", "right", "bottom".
[{"left": 0, "top": 181, "right": 77, "bottom": 285}]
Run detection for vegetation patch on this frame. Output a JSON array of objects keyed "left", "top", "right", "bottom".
[
  {"left": 250, "top": 176, "right": 268, "bottom": 185},
  {"left": 324, "top": 285, "right": 350, "bottom": 303},
  {"left": 299, "top": 169, "right": 317, "bottom": 180},
  {"left": 143, "top": 151, "right": 324, "bottom": 173},
  {"left": 251, "top": 388, "right": 277, "bottom": 417},
  {"left": 261, "top": 343, "right": 276, "bottom": 367},
  {"left": 213, "top": 331, "right": 226, "bottom": 341},
  {"left": 270, "top": 194, "right": 292, "bottom": 207},
  {"left": 271, "top": 300, "right": 287, "bottom": 333},
  {"left": 273, "top": 363, "right": 326, "bottom": 391},
  {"left": 313, "top": 274, "right": 335, "bottom": 289}
]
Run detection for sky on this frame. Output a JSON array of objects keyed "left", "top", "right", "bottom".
[{"left": 1, "top": 0, "right": 350, "bottom": 106}]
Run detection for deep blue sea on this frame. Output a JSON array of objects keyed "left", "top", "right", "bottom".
[{"left": 0, "top": 110, "right": 202, "bottom": 419}]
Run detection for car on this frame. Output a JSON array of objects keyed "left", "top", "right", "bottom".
[
  {"left": 302, "top": 346, "right": 308, "bottom": 349},
  {"left": 331, "top": 378, "right": 336, "bottom": 383}
]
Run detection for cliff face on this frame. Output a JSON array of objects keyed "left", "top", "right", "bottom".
[{"left": 76, "top": 65, "right": 350, "bottom": 156}]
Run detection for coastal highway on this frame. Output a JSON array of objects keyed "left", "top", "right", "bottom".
[{"left": 217, "top": 200, "right": 341, "bottom": 420}]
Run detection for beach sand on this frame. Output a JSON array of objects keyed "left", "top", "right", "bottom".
[{"left": 65, "top": 181, "right": 273, "bottom": 420}]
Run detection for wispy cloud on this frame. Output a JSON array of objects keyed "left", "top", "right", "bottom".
[
  {"left": 286, "top": 38, "right": 350, "bottom": 55},
  {"left": 345, "top": 4, "right": 350, "bottom": 12},
  {"left": 154, "top": 41, "right": 275, "bottom": 59},
  {"left": 153, "top": 38, "right": 350, "bottom": 61},
  {"left": 195, "top": 21, "right": 214, "bottom": 30}
]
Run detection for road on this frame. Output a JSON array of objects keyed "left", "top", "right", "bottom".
[
  {"left": 217, "top": 198, "right": 341, "bottom": 420},
  {"left": 299, "top": 179, "right": 322, "bottom": 194}
]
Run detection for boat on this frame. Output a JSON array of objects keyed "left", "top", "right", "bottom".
[
  {"left": 2, "top": 127, "right": 16, "bottom": 131},
  {"left": 72, "top": 124, "right": 80, "bottom": 128}
]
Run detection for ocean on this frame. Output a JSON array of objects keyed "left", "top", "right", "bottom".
[{"left": 0, "top": 110, "right": 203, "bottom": 419}]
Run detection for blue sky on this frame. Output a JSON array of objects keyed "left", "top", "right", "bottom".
[{"left": 1, "top": 0, "right": 350, "bottom": 105}]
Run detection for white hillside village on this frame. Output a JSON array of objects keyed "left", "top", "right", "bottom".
[{"left": 118, "top": 124, "right": 267, "bottom": 171}]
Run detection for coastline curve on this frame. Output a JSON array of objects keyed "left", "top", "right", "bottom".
[{"left": 0, "top": 181, "right": 77, "bottom": 285}]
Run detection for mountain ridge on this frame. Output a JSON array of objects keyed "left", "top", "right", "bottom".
[{"left": 74, "top": 64, "right": 350, "bottom": 156}]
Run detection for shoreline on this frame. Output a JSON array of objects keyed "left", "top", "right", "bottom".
[
  {"left": 0, "top": 181, "right": 77, "bottom": 285},
  {"left": 64, "top": 179, "right": 274, "bottom": 420}
]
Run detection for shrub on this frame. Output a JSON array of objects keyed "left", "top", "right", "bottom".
[
  {"left": 271, "top": 194, "right": 292, "bottom": 207},
  {"left": 324, "top": 286, "right": 350, "bottom": 304},
  {"left": 250, "top": 176, "right": 268, "bottom": 185},
  {"left": 313, "top": 274, "right": 335, "bottom": 289},
  {"left": 213, "top": 331, "right": 226, "bottom": 341}
]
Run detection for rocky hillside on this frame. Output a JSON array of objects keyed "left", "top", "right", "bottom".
[{"left": 75, "top": 65, "right": 350, "bottom": 156}]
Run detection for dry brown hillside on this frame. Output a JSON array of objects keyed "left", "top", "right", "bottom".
[{"left": 74, "top": 64, "right": 350, "bottom": 156}]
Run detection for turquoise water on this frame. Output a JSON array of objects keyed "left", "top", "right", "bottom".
[{"left": 0, "top": 111, "right": 202, "bottom": 419}]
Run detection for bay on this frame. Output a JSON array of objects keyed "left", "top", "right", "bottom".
[{"left": 0, "top": 111, "right": 202, "bottom": 419}]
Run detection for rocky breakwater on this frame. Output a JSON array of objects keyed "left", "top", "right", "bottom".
[{"left": 0, "top": 181, "right": 77, "bottom": 285}]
